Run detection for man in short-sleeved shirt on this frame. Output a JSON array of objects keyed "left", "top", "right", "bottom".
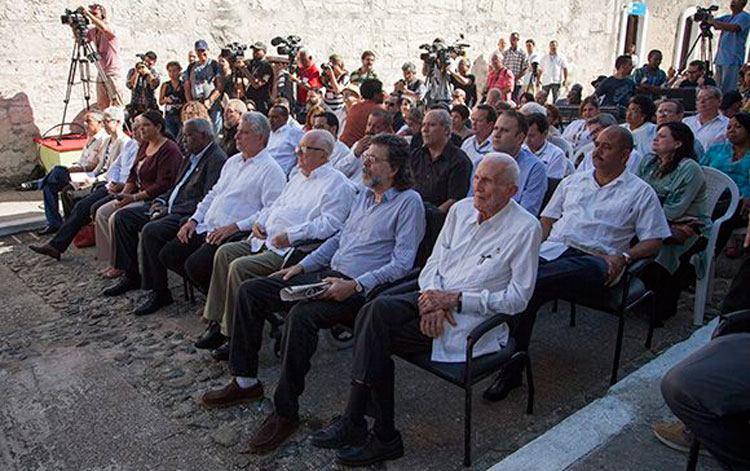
[
  {"left": 83, "top": 4, "right": 123, "bottom": 108},
  {"left": 245, "top": 42, "right": 274, "bottom": 115},
  {"left": 710, "top": 0, "right": 750, "bottom": 93},
  {"left": 596, "top": 55, "right": 635, "bottom": 112},
  {"left": 539, "top": 40, "right": 568, "bottom": 103}
]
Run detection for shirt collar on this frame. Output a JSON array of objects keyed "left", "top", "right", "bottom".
[
  {"left": 273, "top": 124, "right": 290, "bottom": 135},
  {"left": 190, "top": 142, "right": 211, "bottom": 163},
  {"left": 365, "top": 186, "right": 399, "bottom": 204},
  {"left": 583, "top": 168, "right": 630, "bottom": 189},
  {"left": 302, "top": 162, "right": 332, "bottom": 180},
  {"left": 464, "top": 199, "right": 515, "bottom": 227}
]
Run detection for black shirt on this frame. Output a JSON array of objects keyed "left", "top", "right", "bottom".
[
  {"left": 680, "top": 77, "right": 717, "bottom": 88},
  {"left": 410, "top": 141, "right": 472, "bottom": 206},
  {"left": 220, "top": 125, "right": 239, "bottom": 157},
  {"left": 451, "top": 74, "right": 477, "bottom": 108},
  {"left": 245, "top": 58, "right": 274, "bottom": 114}
]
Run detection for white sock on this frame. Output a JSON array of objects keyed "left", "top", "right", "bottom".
[{"left": 236, "top": 376, "right": 258, "bottom": 389}]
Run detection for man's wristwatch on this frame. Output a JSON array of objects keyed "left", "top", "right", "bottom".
[
  {"left": 354, "top": 280, "right": 364, "bottom": 294},
  {"left": 621, "top": 252, "right": 633, "bottom": 265},
  {"left": 456, "top": 293, "right": 463, "bottom": 313}
]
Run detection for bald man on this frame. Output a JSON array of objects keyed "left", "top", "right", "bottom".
[
  {"left": 196, "top": 129, "right": 357, "bottom": 358},
  {"left": 311, "top": 153, "right": 542, "bottom": 466}
]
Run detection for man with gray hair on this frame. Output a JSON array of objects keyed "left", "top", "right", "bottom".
[
  {"left": 194, "top": 129, "right": 357, "bottom": 360},
  {"left": 311, "top": 153, "right": 542, "bottom": 465},
  {"left": 411, "top": 109, "right": 472, "bottom": 212},
  {"left": 394, "top": 61, "right": 427, "bottom": 102},
  {"left": 102, "top": 118, "right": 227, "bottom": 303},
  {"left": 131, "top": 112, "right": 286, "bottom": 316},
  {"left": 682, "top": 86, "right": 729, "bottom": 152}
]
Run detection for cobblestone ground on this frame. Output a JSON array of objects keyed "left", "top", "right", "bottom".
[{"left": 0, "top": 232, "right": 736, "bottom": 470}]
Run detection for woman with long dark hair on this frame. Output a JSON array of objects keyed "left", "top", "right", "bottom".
[
  {"left": 624, "top": 94, "right": 657, "bottom": 156},
  {"left": 637, "top": 121, "right": 709, "bottom": 322},
  {"left": 94, "top": 111, "right": 183, "bottom": 278}
]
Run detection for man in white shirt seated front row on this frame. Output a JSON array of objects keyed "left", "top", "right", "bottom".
[
  {"left": 309, "top": 153, "right": 543, "bottom": 466},
  {"left": 483, "top": 125, "right": 671, "bottom": 402}
]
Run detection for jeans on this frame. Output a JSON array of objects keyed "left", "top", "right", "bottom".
[
  {"left": 715, "top": 64, "right": 741, "bottom": 94},
  {"left": 39, "top": 166, "right": 72, "bottom": 228},
  {"left": 164, "top": 113, "right": 182, "bottom": 139},
  {"left": 542, "top": 83, "right": 561, "bottom": 104},
  {"left": 208, "top": 102, "right": 223, "bottom": 136}
]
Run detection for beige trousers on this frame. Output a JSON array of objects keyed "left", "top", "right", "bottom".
[{"left": 94, "top": 199, "right": 144, "bottom": 265}]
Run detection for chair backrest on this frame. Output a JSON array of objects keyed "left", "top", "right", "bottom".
[
  {"left": 541, "top": 177, "right": 562, "bottom": 213},
  {"left": 702, "top": 166, "right": 740, "bottom": 256}
]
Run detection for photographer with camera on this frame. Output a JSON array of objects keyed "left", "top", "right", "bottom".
[
  {"left": 125, "top": 51, "right": 160, "bottom": 122},
  {"left": 81, "top": 4, "right": 123, "bottom": 109},
  {"left": 290, "top": 49, "right": 322, "bottom": 115},
  {"left": 217, "top": 47, "right": 250, "bottom": 102},
  {"left": 320, "top": 54, "right": 350, "bottom": 112},
  {"left": 421, "top": 39, "right": 457, "bottom": 106},
  {"left": 244, "top": 42, "right": 274, "bottom": 115},
  {"left": 706, "top": 0, "right": 750, "bottom": 93},
  {"left": 482, "top": 51, "right": 514, "bottom": 103},
  {"left": 185, "top": 39, "right": 223, "bottom": 135},
  {"left": 394, "top": 62, "right": 427, "bottom": 103}
]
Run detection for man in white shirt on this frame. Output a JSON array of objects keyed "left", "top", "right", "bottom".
[
  {"left": 523, "top": 112, "right": 570, "bottom": 179},
  {"left": 267, "top": 104, "right": 305, "bottom": 175},
  {"left": 538, "top": 40, "right": 568, "bottom": 104},
  {"left": 683, "top": 87, "right": 730, "bottom": 152},
  {"left": 484, "top": 126, "right": 671, "bottom": 402},
  {"left": 333, "top": 109, "right": 394, "bottom": 182},
  {"left": 135, "top": 112, "right": 286, "bottom": 316},
  {"left": 309, "top": 154, "right": 541, "bottom": 466},
  {"left": 195, "top": 130, "right": 356, "bottom": 358},
  {"left": 461, "top": 104, "right": 497, "bottom": 195},
  {"left": 574, "top": 113, "right": 642, "bottom": 173},
  {"left": 309, "top": 111, "right": 350, "bottom": 170}
]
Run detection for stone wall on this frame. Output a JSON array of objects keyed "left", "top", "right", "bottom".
[{"left": 0, "top": 0, "right": 718, "bottom": 183}]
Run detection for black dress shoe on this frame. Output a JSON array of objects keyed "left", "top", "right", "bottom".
[
  {"left": 102, "top": 276, "right": 141, "bottom": 297},
  {"left": 195, "top": 322, "right": 226, "bottom": 350},
  {"left": 133, "top": 292, "right": 173, "bottom": 316},
  {"left": 483, "top": 370, "right": 523, "bottom": 402},
  {"left": 210, "top": 341, "right": 230, "bottom": 362},
  {"left": 36, "top": 226, "right": 59, "bottom": 236},
  {"left": 310, "top": 415, "right": 368, "bottom": 449},
  {"left": 336, "top": 431, "right": 404, "bottom": 467},
  {"left": 29, "top": 244, "right": 61, "bottom": 261}
]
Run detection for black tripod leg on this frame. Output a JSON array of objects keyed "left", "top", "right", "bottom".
[{"left": 59, "top": 42, "right": 81, "bottom": 138}]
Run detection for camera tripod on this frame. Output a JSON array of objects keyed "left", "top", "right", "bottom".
[
  {"left": 680, "top": 23, "right": 714, "bottom": 77},
  {"left": 524, "top": 63, "right": 540, "bottom": 94}
]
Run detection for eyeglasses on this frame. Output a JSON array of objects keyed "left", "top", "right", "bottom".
[
  {"left": 295, "top": 145, "right": 326, "bottom": 154},
  {"left": 362, "top": 152, "right": 389, "bottom": 164}
]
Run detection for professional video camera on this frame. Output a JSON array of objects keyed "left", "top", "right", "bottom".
[
  {"left": 60, "top": 7, "right": 89, "bottom": 42},
  {"left": 419, "top": 35, "right": 470, "bottom": 68},
  {"left": 221, "top": 42, "right": 248, "bottom": 62},
  {"left": 693, "top": 5, "right": 719, "bottom": 23},
  {"left": 271, "top": 35, "right": 302, "bottom": 63}
]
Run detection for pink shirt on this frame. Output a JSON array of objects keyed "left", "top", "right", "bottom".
[
  {"left": 87, "top": 26, "right": 122, "bottom": 76},
  {"left": 486, "top": 68, "right": 515, "bottom": 101}
]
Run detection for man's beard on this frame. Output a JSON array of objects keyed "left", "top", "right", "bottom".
[{"left": 362, "top": 172, "right": 383, "bottom": 189}]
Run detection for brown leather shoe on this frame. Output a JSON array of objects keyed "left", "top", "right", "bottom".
[
  {"left": 29, "top": 244, "right": 61, "bottom": 261},
  {"left": 249, "top": 413, "right": 300, "bottom": 454},
  {"left": 201, "top": 379, "right": 264, "bottom": 408}
]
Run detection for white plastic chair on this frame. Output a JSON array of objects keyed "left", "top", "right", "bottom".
[{"left": 692, "top": 167, "right": 740, "bottom": 325}]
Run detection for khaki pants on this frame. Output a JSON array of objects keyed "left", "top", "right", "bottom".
[
  {"left": 94, "top": 199, "right": 144, "bottom": 265},
  {"left": 202, "top": 240, "right": 285, "bottom": 337},
  {"left": 96, "top": 72, "right": 123, "bottom": 110}
]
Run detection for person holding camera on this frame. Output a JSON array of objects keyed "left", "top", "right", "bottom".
[
  {"left": 160, "top": 61, "right": 186, "bottom": 138},
  {"left": 451, "top": 57, "right": 477, "bottom": 108},
  {"left": 483, "top": 51, "right": 514, "bottom": 103},
  {"left": 82, "top": 3, "right": 123, "bottom": 109},
  {"left": 708, "top": 0, "right": 750, "bottom": 93},
  {"left": 321, "top": 54, "right": 350, "bottom": 112},
  {"left": 126, "top": 51, "right": 160, "bottom": 122},
  {"left": 245, "top": 42, "right": 274, "bottom": 115},
  {"left": 185, "top": 39, "right": 223, "bottom": 135},
  {"left": 290, "top": 49, "right": 322, "bottom": 113},
  {"left": 394, "top": 62, "right": 427, "bottom": 103},
  {"left": 422, "top": 42, "right": 455, "bottom": 107}
]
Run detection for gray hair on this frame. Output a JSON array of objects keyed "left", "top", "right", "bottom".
[
  {"left": 101, "top": 107, "right": 122, "bottom": 123},
  {"left": 241, "top": 111, "right": 271, "bottom": 144},
  {"left": 305, "top": 129, "right": 335, "bottom": 156},
  {"left": 184, "top": 118, "right": 214, "bottom": 137},
  {"left": 226, "top": 99, "right": 248, "bottom": 113},
  {"left": 701, "top": 86, "right": 722, "bottom": 102},
  {"left": 479, "top": 152, "right": 520, "bottom": 186},
  {"left": 402, "top": 61, "right": 417, "bottom": 73},
  {"left": 427, "top": 109, "right": 452, "bottom": 131},
  {"left": 487, "top": 88, "right": 502, "bottom": 101},
  {"left": 520, "top": 102, "right": 547, "bottom": 116}
]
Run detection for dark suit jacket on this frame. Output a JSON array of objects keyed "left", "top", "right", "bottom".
[{"left": 158, "top": 141, "right": 227, "bottom": 217}]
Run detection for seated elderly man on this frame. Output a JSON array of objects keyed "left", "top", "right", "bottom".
[
  {"left": 492, "top": 110, "right": 548, "bottom": 216},
  {"left": 683, "top": 86, "right": 729, "bottom": 152},
  {"left": 484, "top": 126, "right": 671, "bottom": 401},
  {"left": 267, "top": 104, "right": 305, "bottom": 175},
  {"left": 30, "top": 107, "right": 137, "bottom": 260},
  {"left": 411, "top": 109, "right": 473, "bottom": 212},
  {"left": 574, "top": 113, "right": 642, "bottom": 173},
  {"left": 333, "top": 108, "right": 394, "bottom": 182},
  {"left": 133, "top": 112, "right": 286, "bottom": 316},
  {"left": 20, "top": 111, "right": 108, "bottom": 235},
  {"left": 200, "top": 134, "right": 426, "bottom": 454},
  {"left": 220, "top": 99, "right": 247, "bottom": 157},
  {"left": 523, "top": 112, "right": 571, "bottom": 179},
  {"left": 194, "top": 130, "right": 356, "bottom": 359},
  {"left": 101, "top": 118, "right": 226, "bottom": 299},
  {"left": 310, "top": 153, "right": 542, "bottom": 466},
  {"left": 656, "top": 99, "right": 705, "bottom": 158}
]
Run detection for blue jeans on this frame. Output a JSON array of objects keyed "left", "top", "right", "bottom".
[
  {"left": 164, "top": 113, "right": 182, "bottom": 139},
  {"left": 208, "top": 102, "right": 223, "bottom": 136},
  {"left": 715, "top": 64, "right": 740, "bottom": 94},
  {"left": 40, "top": 166, "right": 72, "bottom": 228}
]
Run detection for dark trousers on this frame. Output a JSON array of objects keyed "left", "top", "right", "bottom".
[
  {"left": 515, "top": 249, "right": 608, "bottom": 353},
  {"left": 722, "top": 254, "right": 750, "bottom": 314},
  {"left": 716, "top": 204, "right": 747, "bottom": 254},
  {"left": 48, "top": 185, "right": 112, "bottom": 253},
  {"left": 344, "top": 292, "right": 432, "bottom": 439},
  {"left": 661, "top": 333, "right": 750, "bottom": 470},
  {"left": 113, "top": 204, "right": 156, "bottom": 281},
  {"left": 140, "top": 214, "right": 184, "bottom": 296},
  {"left": 542, "top": 83, "right": 561, "bottom": 103},
  {"left": 228, "top": 270, "right": 366, "bottom": 417},
  {"left": 39, "top": 166, "right": 72, "bottom": 228}
]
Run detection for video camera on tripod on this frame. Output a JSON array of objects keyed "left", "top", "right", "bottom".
[
  {"left": 61, "top": 7, "right": 91, "bottom": 44},
  {"left": 419, "top": 35, "right": 470, "bottom": 69},
  {"left": 693, "top": 5, "right": 719, "bottom": 24},
  {"left": 271, "top": 35, "right": 303, "bottom": 67},
  {"left": 221, "top": 42, "right": 248, "bottom": 63},
  {"left": 678, "top": 5, "right": 720, "bottom": 76}
]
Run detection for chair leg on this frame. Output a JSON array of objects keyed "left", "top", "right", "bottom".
[
  {"left": 610, "top": 311, "right": 626, "bottom": 385},
  {"left": 645, "top": 292, "right": 655, "bottom": 350},
  {"left": 569, "top": 302, "right": 576, "bottom": 327},
  {"left": 463, "top": 383, "right": 472, "bottom": 467},
  {"left": 524, "top": 353, "right": 534, "bottom": 415},
  {"left": 686, "top": 437, "right": 700, "bottom": 471}
]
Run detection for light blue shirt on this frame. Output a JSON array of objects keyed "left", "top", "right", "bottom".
[
  {"left": 513, "top": 147, "right": 548, "bottom": 216},
  {"left": 267, "top": 124, "right": 305, "bottom": 175},
  {"left": 167, "top": 144, "right": 208, "bottom": 212},
  {"left": 107, "top": 138, "right": 138, "bottom": 184},
  {"left": 715, "top": 11, "right": 750, "bottom": 66},
  {"left": 300, "top": 187, "right": 426, "bottom": 292}
]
